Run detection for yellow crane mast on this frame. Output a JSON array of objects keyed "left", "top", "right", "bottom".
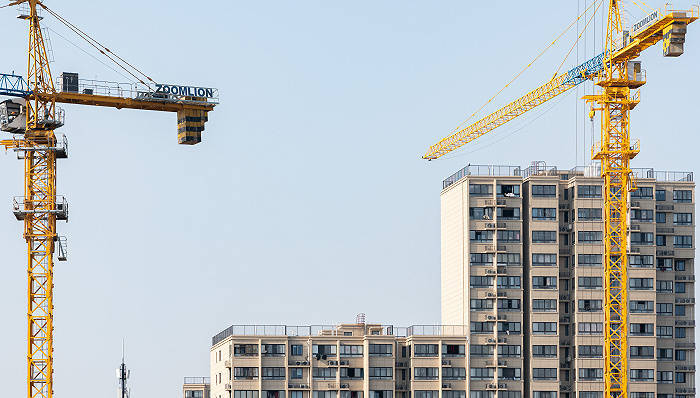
[
  {"left": 0, "top": 2, "right": 218, "bottom": 398},
  {"left": 423, "top": 3, "right": 697, "bottom": 398}
]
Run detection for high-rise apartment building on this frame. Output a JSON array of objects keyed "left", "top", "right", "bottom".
[
  {"left": 441, "top": 162, "right": 695, "bottom": 398},
  {"left": 209, "top": 321, "right": 470, "bottom": 398}
]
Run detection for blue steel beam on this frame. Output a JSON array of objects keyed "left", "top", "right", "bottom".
[{"left": 0, "top": 73, "right": 31, "bottom": 97}]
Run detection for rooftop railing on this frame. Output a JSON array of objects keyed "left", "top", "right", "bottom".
[
  {"left": 184, "top": 377, "right": 210, "bottom": 385},
  {"left": 443, "top": 164, "right": 521, "bottom": 189}
]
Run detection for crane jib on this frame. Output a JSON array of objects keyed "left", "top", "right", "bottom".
[{"left": 563, "top": 52, "right": 606, "bottom": 85}]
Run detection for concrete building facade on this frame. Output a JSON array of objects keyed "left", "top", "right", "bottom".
[
  {"left": 440, "top": 162, "right": 695, "bottom": 398},
  {"left": 209, "top": 322, "right": 472, "bottom": 398}
]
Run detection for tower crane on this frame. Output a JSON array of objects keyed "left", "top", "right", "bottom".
[
  {"left": 423, "top": 2, "right": 697, "bottom": 398},
  {"left": 0, "top": 2, "right": 218, "bottom": 398}
]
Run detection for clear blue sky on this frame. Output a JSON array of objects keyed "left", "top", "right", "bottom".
[{"left": 0, "top": 1, "right": 698, "bottom": 397}]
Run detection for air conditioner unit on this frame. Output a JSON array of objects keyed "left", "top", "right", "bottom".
[
  {"left": 296, "top": 361, "right": 302, "bottom": 365},
  {"left": 340, "top": 360, "right": 348, "bottom": 365},
  {"left": 486, "top": 293, "right": 495, "bottom": 297},
  {"left": 487, "top": 338, "right": 495, "bottom": 343},
  {"left": 341, "top": 384, "right": 350, "bottom": 389},
  {"left": 302, "top": 361, "right": 309, "bottom": 365},
  {"left": 442, "top": 384, "right": 451, "bottom": 389},
  {"left": 442, "top": 360, "right": 451, "bottom": 365},
  {"left": 486, "top": 315, "right": 495, "bottom": 320},
  {"left": 328, "top": 360, "right": 337, "bottom": 366}
]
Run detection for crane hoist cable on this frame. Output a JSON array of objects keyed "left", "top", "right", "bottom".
[
  {"left": 449, "top": 0, "right": 602, "bottom": 135},
  {"left": 553, "top": 0, "right": 603, "bottom": 78},
  {"left": 39, "top": 3, "right": 155, "bottom": 88}
]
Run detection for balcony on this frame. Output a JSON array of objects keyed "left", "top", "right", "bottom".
[{"left": 12, "top": 195, "right": 68, "bottom": 221}]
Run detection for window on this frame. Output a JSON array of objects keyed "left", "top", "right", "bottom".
[
  {"left": 657, "top": 371, "right": 673, "bottom": 384},
  {"left": 289, "top": 368, "right": 303, "bottom": 379},
  {"left": 657, "top": 212, "right": 667, "bottom": 223},
  {"left": 497, "top": 322, "right": 521, "bottom": 335},
  {"left": 532, "top": 276, "right": 556, "bottom": 289},
  {"left": 497, "top": 230, "right": 520, "bottom": 242},
  {"left": 470, "top": 368, "right": 494, "bottom": 380},
  {"left": 578, "top": 277, "right": 602, "bottom": 289},
  {"left": 658, "top": 257, "right": 674, "bottom": 271},
  {"left": 629, "top": 255, "right": 653, "bottom": 268},
  {"left": 629, "top": 300, "right": 653, "bottom": 313},
  {"left": 578, "top": 208, "right": 602, "bottom": 221},
  {"left": 631, "top": 209, "right": 654, "bottom": 222},
  {"left": 315, "top": 393, "right": 337, "bottom": 398},
  {"left": 498, "top": 207, "right": 521, "bottom": 220},
  {"left": 368, "top": 344, "right": 392, "bottom": 356},
  {"left": 674, "top": 235, "right": 692, "bottom": 248},
  {"left": 470, "top": 207, "right": 494, "bottom": 220},
  {"left": 313, "top": 367, "right": 337, "bottom": 379},
  {"left": 469, "top": 184, "right": 492, "bottom": 196},
  {"left": 498, "top": 368, "right": 521, "bottom": 380},
  {"left": 675, "top": 349, "right": 688, "bottom": 361},
  {"left": 290, "top": 344, "right": 303, "bottom": 356},
  {"left": 340, "top": 368, "right": 363, "bottom": 379},
  {"left": 262, "top": 344, "right": 285, "bottom": 356},
  {"left": 657, "top": 235, "right": 667, "bottom": 247},
  {"left": 470, "top": 253, "right": 493, "bottom": 266},
  {"left": 469, "top": 392, "right": 494, "bottom": 398},
  {"left": 470, "top": 322, "right": 494, "bottom": 334},
  {"left": 532, "top": 185, "right": 556, "bottom": 197},
  {"left": 578, "top": 322, "right": 603, "bottom": 335},
  {"left": 630, "top": 369, "right": 653, "bottom": 382},
  {"left": 631, "top": 186, "right": 654, "bottom": 198},
  {"left": 657, "top": 280, "right": 673, "bottom": 292},
  {"left": 532, "top": 345, "right": 556, "bottom": 358},
  {"left": 340, "top": 392, "right": 362, "bottom": 398},
  {"left": 533, "top": 393, "right": 556, "bottom": 398},
  {"left": 676, "top": 327, "right": 687, "bottom": 338},
  {"left": 676, "top": 372, "right": 687, "bottom": 383},
  {"left": 578, "top": 368, "right": 603, "bottom": 381},
  {"left": 496, "top": 184, "right": 520, "bottom": 197},
  {"left": 235, "top": 392, "right": 260, "bottom": 398},
  {"left": 630, "top": 278, "right": 653, "bottom": 290},
  {"left": 497, "top": 276, "right": 520, "bottom": 288},
  {"left": 578, "top": 185, "right": 602, "bottom": 198},
  {"left": 532, "top": 208, "right": 556, "bottom": 220},
  {"left": 443, "top": 344, "right": 465, "bottom": 357},
  {"left": 579, "top": 393, "right": 602, "bottom": 398},
  {"left": 656, "top": 189, "right": 666, "bottom": 201},
  {"left": 262, "top": 367, "right": 285, "bottom": 380},
  {"left": 532, "top": 253, "right": 556, "bottom": 266},
  {"left": 532, "top": 299, "right": 557, "bottom": 312},
  {"left": 470, "top": 276, "right": 493, "bottom": 288},
  {"left": 186, "top": 391, "right": 204, "bottom": 398},
  {"left": 469, "top": 345, "right": 493, "bottom": 357},
  {"left": 414, "top": 344, "right": 439, "bottom": 357},
  {"left": 497, "top": 345, "right": 521, "bottom": 357},
  {"left": 234, "top": 344, "right": 258, "bottom": 357},
  {"left": 675, "top": 282, "right": 687, "bottom": 293},
  {"left": 339, "top": 345, "right": 363, "bottom": 357},
  {"left": 656, "top": 326, "right": 672, "bottom": 338},
  {"left": 578, "top": 299, "right": 602, "bottom": 312},
  {"left": 443, "top": 392, "right": 466, "bottom": 398},
  {"left": 470, "top": 230, "right": 493, "bottom": 242},
  {"left": 656, "top": 303, "right": 673, "bottom": 315},
  {"left": 234, "top": 367, "right": 259, "bottom": 380},
  {"left": 673, "top": 190, "right": 692, "bottom": 203},
  {"left": 264, "top": 392, "right": 284, "bottom": 398},
  {"left": 499, "top": 393, "right": 519, "bottom": 398},
  {"left": 630, "top": 323, "right": 654, "bottom": 336},
  {"left": 369, "top": 392, "right": 391, "bottom": 398},
  {"left": 673, "top": 213, "right": 692, "bottom": 225},
  {"left": 532, "top": 231, "right": 556, "bottom": 243},
  {"left": 656, "top": 348, "right": 672, "bottom": 360},
  {"left": 313, "top": 345, "right": 337, "bottom": 356},
  {"left": 533, "top": 368, "right": 557, "bottom": 380},
  {"left": 630, "top": 346, "right": 653, "bottom": 358},
  {"left": 675, "top": 259, "right": 686, "bottom": 271},
  {"left": 497, "top": 299, "right": 520, "bottom": 311},
  {"left": 577, "top": 231, "right": 602, "bottom": 243},
  {"left": 497, "top": 253, "right": 521, "bottom": 266},
  {"left": 415, "top": 392, "right": 439, "bottom": 398},
  {"left": 533, "top": 322, "right": 557, "bottom": 335},
  {"left": 442, "top": 367, "right": 466, "bottom": 380},
  {"left": 631, "top": 232, "right": 654, "bottom": 245},
  {"left": 578, "top": 345, "right": 602, "bottom": 358}
]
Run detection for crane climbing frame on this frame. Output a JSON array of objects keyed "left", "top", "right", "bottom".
[
  {"left": 423, "top": 3, "right": 697, "bottom": 398},
  {"left": 0, "top": 1, "right": 217, "bottom": 398}
]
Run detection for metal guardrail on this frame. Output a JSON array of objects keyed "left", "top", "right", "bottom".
[
  {"left": 443, "top": 165, "right": 521, "bottom": 189},
  {"left": 183, "top": 377, "right": 210, "bottom": 385}
]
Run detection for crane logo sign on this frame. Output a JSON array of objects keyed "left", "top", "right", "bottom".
[
  {"left": 155, "top": 83, "right": 216, "bottom": 99},
  {"left": 631, "top": 10, "right": 660, "bottom": 38}
]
